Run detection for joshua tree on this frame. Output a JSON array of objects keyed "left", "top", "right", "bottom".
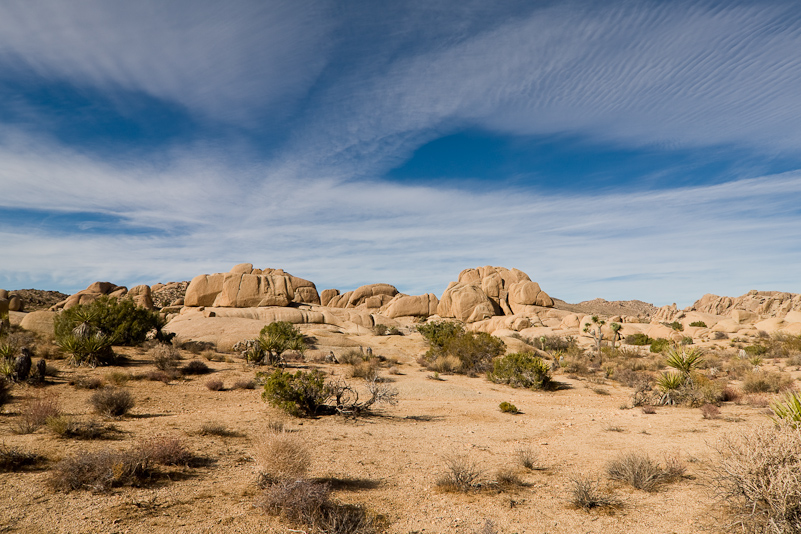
[
  {"left": 583, "top": 316, "right": 606, "bottom": 363},
  {"left": 610, "top": 323, "right": 622, "bottom": 351}
]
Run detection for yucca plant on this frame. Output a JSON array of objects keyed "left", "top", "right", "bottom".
[
  {"left": 771, "top": 390, "right": 801, "bottom": 427},
  {"left": 665, "top": 346, "right": 705, "bottom": 383},
  {"left": 656, "top": 371, "right": 685, "bottom": 405},
  {"left": 0, "top": 343, "right": 15, "bottom": 359},
  {"left": 0, "top": 358, "right": 14, "bottom": 379}
]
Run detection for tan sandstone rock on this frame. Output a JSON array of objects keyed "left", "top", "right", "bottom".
[
  {"left": 383, "top": 293, "right": 439, "bottom": 318},
  {"left": 127, "top": 285, "right": 154, "bottom": 310},
  {"left": 437, "top": 282, "right": 496, "bottom": 322},
  {"left": 19, "top": 311, "right": 57, "bottom": 338},
  {"left": 321, "top": 289, "right": 340, "bottom": 306}
]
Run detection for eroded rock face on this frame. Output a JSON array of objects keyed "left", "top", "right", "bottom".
[
  {"left": 437, "top": 266, "right": 553, "bottom": 322},
  {"left": 325, "top": 283, "right": 398, "bottom": 309},
  {"left": 51, "top": 282, "right": 139, "bottom": 310},
  {"left": 383, "top": 293, "right": 439, "bottom": 319},
  {"left": 183, "top": 266, "right": 320, "bottom": 308},
  {"left": 688, "top": 291, "right": 801, "bottom": 318}
]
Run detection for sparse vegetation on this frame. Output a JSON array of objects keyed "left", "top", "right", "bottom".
[
  {"left": 499, "top": 401, "right": 519, "bottom": 414},
  {"left": 89, "top": 387, "right": 134, "bottom": 417},
  {"left": 569, "top": 474, "right": 622, "bottom": 511},
  {"left": 606, "top": 451, "right": 684, "bottom": 492},
  {"left": 13, "top": 393, "right": 61, "bottom": 434},
  {"left": 487, "top": 352, "right": 552, "bottom": 390},
  {"left": 50, "top": 448, "right": 152, "bottom": 492},
  {"left": 417, "top": 321, "right": 505, "bottom": 374},
  {"left": 0, "top": 443, "right": 44, "bottom": 472},
  {"left": 436, "top": 455, "right": 482, "bottom": 493},
  {"left": 46, "top": 416, "right": 118, "bottom": 440},
  {"left": 205, "top": 378, "right": 224, "bottom": 391},
  {"left": 253, "top": 429, "right": 311, "bottom": 484}
]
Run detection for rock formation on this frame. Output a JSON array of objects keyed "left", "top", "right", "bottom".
[{"left": 50, "top": 282, "right": 154, "bottom": 311}]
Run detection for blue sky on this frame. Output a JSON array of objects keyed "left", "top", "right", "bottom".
[{"left": 1, "top": 0, "right": 801, "bottom": 307}]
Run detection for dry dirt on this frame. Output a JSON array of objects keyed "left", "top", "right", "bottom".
[{"left": 0, "top": 327, "right": 782, "bottom": 534}]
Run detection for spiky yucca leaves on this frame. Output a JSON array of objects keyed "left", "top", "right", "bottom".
[
  {"left": 665, "top": 346, "right": 705, "bottom": 377},
  {"left": 656, "top": 372, "right": 685, "bottom": 405},
  {"left": 771, "top": 390, "right": 801, "bottom": 427},
  {"left": 258, "top": 322, "right": 307, "bottom": 366}
]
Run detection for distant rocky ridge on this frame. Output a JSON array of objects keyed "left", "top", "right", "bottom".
[{"left": 552, "top": 298, "right": 657, "bottom": 318}]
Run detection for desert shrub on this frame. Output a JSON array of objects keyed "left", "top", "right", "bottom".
[
  {"left": 56, "top": 331, "right": 115, "bottom": 367},
  {"left": 205, "top": 378, "right": 224, "bottom": 391},
  {"left": 137, "top": 437, "right": 192, "bottom": 466},
  {"left": 417, "top": 321, "right": 465, "bottom": 349},
  {"left": 50, "top": 448, "right": 152, "bottom": 492},
  {"left": 145, "top": 369, "right": 176, "bottom": 383},
  {"left": 681, "top": 336, "right": 694, "bottom": 345},
  {"left": 721, "top": 386, "right": 742, "bottom": 403},
  {"left": 444, "top": 331, "right": 506, "bottom": 374},
  {"left": 436, "top": 455, "right": 481, "bottom": 493},
  {"left": 46, "top": 416, "right": 117, "bottom": 440},
  {"left": 701, "top": 403, "right": 721, "bottom": 419},
  {"left": 741, "top": 370, "right": 794, "bottom": 394},
  {"left": 262, "top": 369, "right": 331, "bottom": 417},
  {"left": 372, "top": 324, "right": 388, "bottom": 336},
  {"left": 690, "top": 321, "right": 708, "bottom": 328},
  {"left": 105, "top": 371, "right": 129, "bottom": 386},
  {"left": 71, "top": 376, "right": 104, "bottom": 389},
  {"left": 387, "top": 326, "right": 401, "bottom": 336},
  {"left": 349, "top": 360, "right": 379, "bottom": 381},
  {"left": 339, "top": 349, "right": 365, "bottom": 366},
  {"left": 516, "top": 447, "right": 538, "bottom": 470},
  {"left": 650, "top": 338, "right": 670, "bottom": 353},
  {"left": 253, "top": 430, "right": 311, "bottom": 484},
  {"left": 199, "top": 421, "right": 236, "bottom": 436},
  {"left": 625, "top": 333, "right": 652, "bottom": 346},
  {"left": 150, "top": 343, "right": 181, "bottom": 371},
  {"left": 714, "top": 331, "right": 728, "bottom": 340},
  {"left": 233, "top": 378, "right": 256, "bottom": 390},
  {"left": 13, "top": 393, "right": 61, "bottom": 434},
  {"left": 0, "top": 443, "right": 44, "bottom": 472},
  {"left": 54, "top": 296, "right": 169, "bottom": 347},
  {"left": 606, "top": 451, "right": 684, "bottom": 492},
  {"left": 744, "top": 344, "right": 769, "bottom": 357},
  {"left": 258, "top": 321, "right": 308, "bottom": 365},
  {"left": 494, "top": 468, "right": 523, "bottom": 488},
  {"left": 257, "top": 479, "right": 381, "bottom": 534},
  {"left": 499, "top": 401, "right": 519, "bottom": 414},
  {"left": 89, "top": 387, "right": 134, "bottom": 417},
  {"left": 487, "top": 352, "right": 552, "bottom": 390},
  {"left": 713, "top": 423, "right": 801, "bottom": 533},
  {"left": 428, "top": 355, "right": 462, "bottom": 374},
  {"left": 0, "top": 377, "right": 10, "bottom": 409},
  {"left": 569, "top": 474, "right": 622, "bottom": 511},
  {"left": 181, "top": 359, "right": 211, "bottom": 375},
  {"left": 665, "top": 321, "right": 684, "bottom": 332}
]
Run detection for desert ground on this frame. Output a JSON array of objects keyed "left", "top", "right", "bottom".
[{"left": 2, "top": 266, "right": 800, "bottom": 534}]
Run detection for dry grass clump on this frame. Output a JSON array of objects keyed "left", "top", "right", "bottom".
[
  {"left": 144, "top": 369, "right": 177, "bottom": 383},
  {"left": 339, "top": 349, "right": 366, "bottom": 366},
  {"left": 181, "top": 359, "right": 211, "bottom": 375},
  {"left": 713, "top": 423, "right": 801, "bottom": 533},
  {"left": 516, "top": 447, "right": 539, "bottom": 470},
  {"left": 205, "top": 378, "right": 224, "bottom": 391},
  {"left": 50, "top": 448, "right": 152, "bottom": 492},
  {"left": 150, "top": 343, "right": 181, "bottom": 371},
  {"left": 137, "top": 437, "right": 192, "bottom": 466},
  {"left": 435, "top": 455, "right": 482, "bottom": 493},
  {"left": 199, "top": 421, "right": 238, "bottom": 437},
  {"left": 701, "top": 403, "right": 722, "bottom": 419},
  {"left": 46, "top": 415, "right": 118, "bottom": 440},
  {"left": 233, "top": 378, "right": 256, "bottom": 390},
  {"left": 493, "top": 468, "right": 523, "bottom": 489},
  {"left": 13, "top": 393, "right": 61, "bottom": 434},
  {"left": 0, "top": 442, "right": 44, "bottom": 472},
  {"left": 89, "top": 387, "right": 134, "bottom": 417},
  {"left": 741, "top": 370, "right": 795, "bottom": 394},
  {"left": 104, "top": 370, "right": 130, "bottom": 386},
  {"left": 253, "top": 429, "right": 311, "bottom": 484},
  {"left": 605, "top": 451, "right": 685, "bottom": 492},
  {"left": 349, "top": 360, "right": 379, "bottom": 381},
  {"left": 257, "top": 479, "right": 382, "bottom": 534},
  {"left": 71, "top": 376, "right": 104, "bottom": 389},
  {"left": 569, "top": 474, "right": 622, "bottom": 511}
]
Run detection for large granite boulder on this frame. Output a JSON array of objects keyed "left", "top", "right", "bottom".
[
  {"left": 383, "top": 293, "right": 439, "bottom": 318},
  {"left": 51, "top": 281, "right": 130, "bottom": 310},
  {"left": 325, "top": 283, "right": 398, "bottom": 309},
  {"left": 184, "top": 265, "right": 320, "bottom": 308}
]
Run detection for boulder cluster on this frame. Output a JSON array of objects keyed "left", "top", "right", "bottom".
[{"left": 0, "top": 289, "right": 25, "bottom": 314}]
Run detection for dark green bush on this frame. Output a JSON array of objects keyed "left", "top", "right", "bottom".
[
  {"left": 487, "top": 352, "right": 552, "bottom": 390},
  {"left": 417, "top": 321, "right": 465, "bottom": 351},
  {"left": 258, "top": 321, "right": 308, "bottom": 365},
  {"left": 744, "top": 344, "right": 769, "bottom": 356},
  {"left": 54, "top": 296, "right": 169, "bottom": 347},
  {"left": 262, "top": 369, "right": 331, "bottom": 417},
  {"left": 418, "top": 321, "right": 504, "bottom": 374},
  {"left": 689, "top": 321, "right": 707, "bottom": 328},
  {"left": 625, "top": 333, "right": 652, "bottom": 346},
  {"left": 665, "top": 321, "right": 684, "bottom": 332},
  {"left": 499, "top": 401, "right": 519, "bottom": 414},
  {"left": 650, "top": 338, "right": 670, "bottom": 353}
]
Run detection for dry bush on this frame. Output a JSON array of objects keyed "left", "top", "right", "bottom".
[
  {"left": 137, "top": 437, "right": 192, "bottom": 465},
  {"left": 0, "top": 443, "right": 44, "bottom": 472},
  {"left": 606, "top": 451, "right": 685, "bottom": 492},
  {"left": 742, "top": 371, "right": 795, "bottom": 394},
  {"left": 257, "top": 479, "right": 381, "bottom": 534},
  {"left": 569, "top": 474, "right": 622, "bottom": 511},
  {"left": 701, "top": 403, "right": 722, "bottom": 419},
  {"left": 89, "top": 387, "right": 134, "bottom": 417},
  {"left": 642, "top": 405, "right": 657, "bottom": 414},
  {"left": 339, "top": 349, "right": 365, "bottom": 366},
  {"left": 253, "top": 430, "right": 311, "bottom": 484},
  {"left": 388, "top": 366, "right": 401, "bottom": 375},
  {"left": 205, "top": 378, "right": 224, "bottom": 391},
  {"left": 46, "top": 416, "right": 117, "bottom": 440},
  {"left": 713, "top": 423, "right": 801, "bottom": 533},
  {"left": 104, "top": 371, "right": 129, "bottom": 386},
  {"left": 199, "top": 421, "right": 237, "bottom": 437},
  {"left": 13, "top": 393, "right": 61, "bottom": 434},
  {"left": 494, "top": 468, "right": 523, "bottom": 489},
  {"left": 71, "top": 376, "right": 103, "bottom": 389},
  {"left": 233, "top": 378, "right": 256, "bottom": 390},
  {"left": 721, "top": 386, "right": 742, "bottom": 403},
  {"left": 144, "top": 369, "right": 177, "bottom": 383},
  {"left": 435, "top": 455, "right": 482, "bottom": 493},
  {"left": 50, "top": 448, "right": 151, "bottom": 492},
  {"left": 202, "top": 349, "right": 225, "bottom": 362},
  {"left": 428, "top": 354, "right": 462, "bottom": 374},
  {"left": 150, "top": 343, "right": 181, "bottom": 371},
  {"left": 349, "top": 360, "right": 379, "bottom": 381},
  {"left": 516, "top": 447, "right": 539, "bottom": 470},
  {"left": 181, "top": 359, "right": 211, "bottom": 375}
]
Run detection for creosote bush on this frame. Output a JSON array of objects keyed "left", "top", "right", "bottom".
[
  {"left": 50, "top": 448, "right": 152, "bottom": 492},
  {"left": 488, "top": 352, "right": 552, "bottom": 390},
  {"left": 625, "top": 333, "right": 652, "bottom": 346},
  {"left": 417, "top": 321, "right": 505, "bottom": 375},
  {"left": 137, "top": 436, "right": 192, "bottom": 466},
  {"left": 89, "top": 387, "right": 134, "bottom": 417},
  {"left": 713, "top": 423, "right": 801, "bottom": 534},
  {"left": 181, "top": 359, "right": 211, "bottom": 375},
  {"left": 262, "top": 369, "right": 331, "bottom": 417}
]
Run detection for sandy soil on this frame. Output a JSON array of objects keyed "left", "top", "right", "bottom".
[{"left": 0, "top": 328, "right": 778, "bottom": 534}]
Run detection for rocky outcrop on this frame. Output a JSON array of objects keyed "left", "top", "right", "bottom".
[
  {"left": 0, "top": 289, "right": 25, "bottom": 312},
  {"left": 19, "top": 311, "right": 57, "bottom": 338},
  {"left": 50, "top": 281, "right": 145, "bottom": 310},
  {"left": 437, "top": 266, "right": 553, "bottom": 323},
  {"left": 184, "top": 265, "right": 320, "bottom": 308},
  {"left": 688, "top": 291, "right": 801, "bottom": 318},
  {"left": 383, "top": 293, "right": 439, "bottom": 318},
  {"left": 325, "top": 283, "right": 398, "bottom": 309}
]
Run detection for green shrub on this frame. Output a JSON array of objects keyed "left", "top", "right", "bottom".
[
  {"left": 418, "top": 321, "right": 505, "bottom": 375},
  {"left": 89, "top": 388, "right": 134, "bottom": 417},
  {"left": 626, "top": 333, "right": 652, "bottom": 346},
  {"left": 665, "top": 321, "right": 684, "bottom": 332},
  {"left": 487, "top": 352, "right": 552, "bottom": 390},
  {"left": 650, "top": 338, "right": 670, "bottom": 353},
  {"left": 689, "top": 321, "right": 707, "bottom": 328},
  {"left": 54, "top": 296, "right": 169, "bottom": 347},
  {"left": 262, "top": 369, "right": 331, "bottom": 417},
  {"left": 743, "top": 344, "right": 769, "bottom": 356},
  {"left": 498, "top": 401, "right": 519, "bottom": 414},
  {"left": 417, "top": 321, "right": 465, "bottom": 350},
  {"left": 258, "top": 322, "right": 308, "bottom": 365}
]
